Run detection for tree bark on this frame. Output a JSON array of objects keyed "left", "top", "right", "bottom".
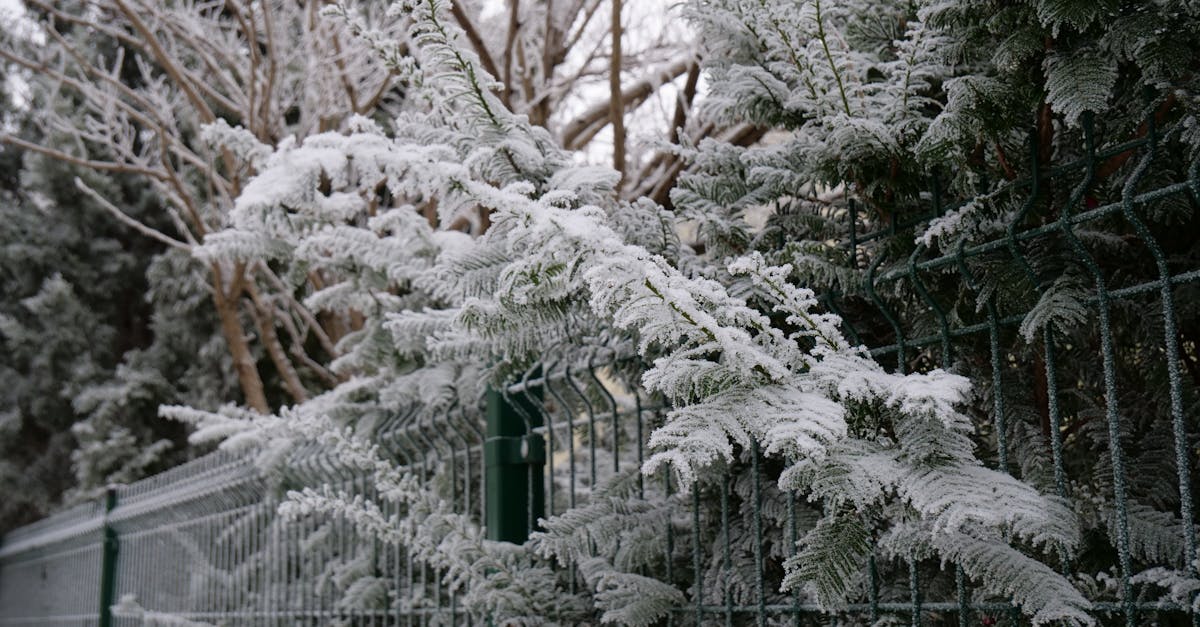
[
  {"left": 561, "top": 58, "right": 691, "bottom": 150},
  {"left": 609, "top": 0, "right": 626, "bottom": 187},
  {"left": 247, "top": 283, "right": 309, "bottom": 405},
  {"left": 211, "top": 266, "right": 269, "bottom": 413}
]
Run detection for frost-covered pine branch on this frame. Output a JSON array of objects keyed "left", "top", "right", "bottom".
[{"left": 171, "top": 1, "right": 1102, "bottom": 623}]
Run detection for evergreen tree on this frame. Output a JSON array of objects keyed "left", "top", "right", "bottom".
[
  {"left": 5, "top": 0, "right": 1199, "bottom": 622},
  {"left": 166, "top": 0, "right": 1200, "bottom": 622},
  {"left": 0, "top": 3, "right": 236, "bottom": 531}
]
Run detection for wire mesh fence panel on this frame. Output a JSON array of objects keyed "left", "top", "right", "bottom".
[
  {"left": 0, "top": 500, "right": 106, "bottom": 626},
  {"left": 1, "top": 109, "right": 1198, "bottom": 627},
  {"left": 507, "top": 112, "right": 1200, "bottom": 625},
  {"left": 809, "top": 115, "right": 1200, "bottom": 626},
  {"left": 0, "top": 413, "right": 488, "bottom": 626}
]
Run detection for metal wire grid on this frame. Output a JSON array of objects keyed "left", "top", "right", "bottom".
[
  {"left": 828, "top": 115, "right": 1198, "bottom": 626},
  {"left": 0, "top": 111, "right": 1197, "bottom": 626},
  {"left": 0, "top": 415, "right": 491, "bottom": 625},
  {"left": 0, "top": 500, "right": 106, "bottom": 626},
  {"left": 509, "top": 113, "right": 1200, "bottom": 624}
]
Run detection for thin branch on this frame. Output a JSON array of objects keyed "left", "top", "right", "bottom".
[
  {"left": 359, "top": 69, "right": 400, "bottom": 113},
  {"left": 246, "top": 280, "right": 310, "bottom": 404},
  {"left": 291, "top": 345, "right": 342, "bottom": 388},
  {"left": 502, "top": 0, "right": 520, "bottom": 105},
  {"left": 562, "top": 57, "right": 692, "bottom": 149},
  {"left": 112, "top": 0, "right": 218, "bottom": 124},
  {"left": 0, "top": 44, "right": 159, "bottom": 130},
  {"left": 609, "top": 0, "right": 626, "bottom": 185},
  {"left": 541, "top": 0, "right": 559, "bottom": 79},
  {"left": 1, "top": 133, "right": 165, "bottom": 179},
  {"left": 260, "top": 0, "right": 279, "bottom": 131},
  {"left": 562, "top": 0, "right": 604, "bottom": 55},
  {"left": 994, "top": 142, "right": 1017, "bottom": 181},
  {"left": 813, "top": 0, "right": 851, "bottom": 115},
  {"left": 237, "top": 0, "right": 262, "bottom": 136},
  {"left": 74, "top": 178, "right": 193, "bottom": 251},
  {"left": 329, "top": 29, "right": 362, "bottom": 113},
  {"left": 258, "top": 264, "right": 340, "bottom": 359},
  {"left": 209, "top": 261, "right": 270, "bottom": 413},
  {"left": 448, "top": 2, "right": 504, "bottom": 84},
  {"left": 17, "top": 30, "right": 230, "bottom": 192},
  {"left": 153, "top": 16, "right": 245, "bottom": 113},
  {"left": 669, "top": 62, "right": 700, "bottom": 144}
]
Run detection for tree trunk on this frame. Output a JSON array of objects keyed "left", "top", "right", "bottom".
[
  {"left": 609, "top": 0, "right": 626, "bottom": 187},
  {"left": 249, "top": 295, "right": 309, "bottom": 405},
  {"left": 211, "top": 267, "right": 269, "bottom": 413}
]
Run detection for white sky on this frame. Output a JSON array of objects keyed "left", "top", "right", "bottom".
[{"left": 0, "top": 0, "right": 33, "bottom": 113}]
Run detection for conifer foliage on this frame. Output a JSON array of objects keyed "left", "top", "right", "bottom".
[
  {"left": 150, "top": 0, "right": 1200, "bottom": 623},
  {"left": 6, "top": 0, "right": 1199, "bottom": 623}
]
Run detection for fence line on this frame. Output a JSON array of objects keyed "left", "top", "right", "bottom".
[{"left": 3, "top": 113, "right": 1200, "bottom": 625}]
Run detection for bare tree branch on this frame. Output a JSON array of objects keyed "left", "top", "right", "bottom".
[
  {"left": 1, "top": 134, "right": 165, "bottom": 179},
  {"left": 610, "top": 0, "right": 626, "bottom": 186},
  {"left": 246, "top": 281, "right": 309, "bottom": 404},
  {"left": 503, "top": 0, "right": 521, "bottom": 105},
  {"left": 449, "top": 2, "right": 504, "bottom": 88},
  {"left": 562, "top": 57, "right": 692, "bottom": 150},
  {"left": 74, "top": 178, "right": 193, "bottom": 252}
]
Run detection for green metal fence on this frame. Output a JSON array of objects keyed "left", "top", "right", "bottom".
[{"left": 2, "top": 110, "right": 1199, "bottom": 626}]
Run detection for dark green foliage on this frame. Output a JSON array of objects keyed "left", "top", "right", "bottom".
[{"left": 0, "top": 85, "right": 231, "bottom": 534}]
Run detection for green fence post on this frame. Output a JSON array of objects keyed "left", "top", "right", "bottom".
[
  {"left": 484, "top": 385, "right": 544, "bottom": 543},
  {"left": 98, "top": 486, "right": 118, "bottom": 627}
]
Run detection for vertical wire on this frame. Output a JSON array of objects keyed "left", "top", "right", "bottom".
[
  {"left": 954, "top": 238, "right": 1009, "bottom": 472},
  {"left": 867, "top": 236, "right": 918, "bottom": 624},
  {"left": 564, "top": 367, "right": 598, "bottom": 492},
  {"left": 1043, "top": 334, "right": 1068, "bottom": 500},
  {"left": 955, "top": 565, "right": 968, "bottom": 627},
  {"left": 850, "top": 196, "right": 883, "bottom": 624},
  {"left": 245, "top": 502, "right": 254, "bottom": 619},
  {"left": 391, "top": 496, "right": 401, "bottom": 627},
  {"left": 223, "top": 510, "right": 232, "bottom": 617},
  {"left": 512, "top": 364, "right": 544, "bottom": 534},
  {"left": 542, "top": 361, "right": 561, "bottom": 518},
  {"left": 415, "top": 444, "right": 429, "bottom": 627},
  {"left": 909, "top": 557, "right": 921, "bottom": 627},
  {"left": 269, "top": 512, "right": 278, "bottom": 623},
  {"left": 634, "top": 389, "right": 645, "bottom": 498},
  {"left": 788, "top": 493, "right": 800, "bottom": 627},
  {"left": 306, "top": 502, "right": 316, "bottom": 625},
  {"left": 664, "top": 465, "right": 675, "bottom": 627},
  {"left": 562, "top": 366, "right": 581, "bottom": 510},
  {"left": 205, "top": 515, "right": 214, "bottom": 618},
  {"left": 1058, "top": 112, "right": 1136, "bottom": 627},
  {"left": 986, "top": 295, "right": 1008, "bottom": 474},
  {"left": 545, "top": 373, "right": 579, "bottom": 594},
  {"left": 910, "top": 238, "right": 969, "bottom": 626},
  {"left": 287, "top": 504, "right": 296, "bottom": 622},
  {"left": 1115, "top": 101, "right": 1199, "bottom": 622},
  {"left": 1001, "top": 133, "right": 1073, "bottom": 592},
  {"left": 251, "top": 504, "right": 261, "bottom": 624},
  {"left": 868, "top": 547, "right": 879, "bottom": 624},
  {"left": 751, "top": 442, "right": 766, "bottom": 627},
  {"left": 908, "top": 244, "right": 951, "bottom": 368},
  {"left": 586, "top": 356, "right": 620, "bottom": 474},
  {"left": 692, "top": 488, "right": 704, "bottom": 625},
  {"left": 721, "top": 474, "right": 732, "bottom": 627},
  {"left": 865, "top": 251, "right": 906, "bottom": 373},
  {"left": 1001, "top": 128, "right": 1071, "bottom": 501}
]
